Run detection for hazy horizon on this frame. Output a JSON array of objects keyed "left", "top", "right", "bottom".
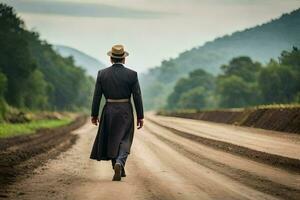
[{"left": 2, "top": 0, "right": 300, "bottom": 72}]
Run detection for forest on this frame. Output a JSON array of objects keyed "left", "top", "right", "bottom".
[
  {"left": 0, "top": 4, "right": 95, "bottom": 121},
  {"left": 141, "top": 8, "right": 300, "bottom": 110},
  {"left": 166, "top": 48, "right": 300, "bottom": 110}
]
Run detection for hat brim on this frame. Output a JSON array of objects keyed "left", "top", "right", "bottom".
[{"left": 107, "top": 51, "right": 129, "bottom": 58}]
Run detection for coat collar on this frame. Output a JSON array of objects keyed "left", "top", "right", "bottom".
[{"left": 112, "top": 63, "right": 125, "bottom": 67}]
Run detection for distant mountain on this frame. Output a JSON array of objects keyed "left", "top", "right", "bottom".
[
  {"left": 54, "top": 45, "right": 106, "bottom": 77},
  {"left": 142, "top": 8, "right": 300, "bottom": 110}
]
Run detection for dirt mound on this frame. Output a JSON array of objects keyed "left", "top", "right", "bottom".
[
  {"left": 159, "top": 106, "right": 300, "bottom": 134},
  {"left": 0, "top": 115, "right": 87, "bottom": 194}
]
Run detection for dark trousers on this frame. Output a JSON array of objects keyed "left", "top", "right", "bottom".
[{"left": 111, "top": 144, "right": 129, "bottom": 169}]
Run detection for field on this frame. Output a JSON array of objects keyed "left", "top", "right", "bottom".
[{"left": 0, "top": 118, "right": 73, "bottom": 138}]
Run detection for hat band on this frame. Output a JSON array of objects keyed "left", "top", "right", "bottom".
[{"left": 112, "top": 52, "right": 125, "bottom": 57}]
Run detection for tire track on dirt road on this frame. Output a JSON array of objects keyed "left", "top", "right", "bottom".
[
  {"left": 136, "top": 126, "right": 280, "bottom": 200},
  {"left": 3, "top": 122, "right": 179, "bottom": 200},
  {"left": 143, "top": 120, "right": 300, "bottom": 200},
  {"left": 146, "top": 115, "right": 300, "bottom": 173}
]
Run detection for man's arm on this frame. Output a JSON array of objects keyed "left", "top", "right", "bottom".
[
  {"left": 91, "top": 71, "right": 102, "bottom": 125},
  {"left": 132, "top": 72, "right": 144, "bottom": 129}
]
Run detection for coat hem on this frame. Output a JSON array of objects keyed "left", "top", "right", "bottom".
[{"left": 90, "top": 156, "right": 112, "bottom": 161}]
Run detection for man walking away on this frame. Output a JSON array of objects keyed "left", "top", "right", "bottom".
[{"left": 90, "top": 44, "right": 144, "bottom": 181}]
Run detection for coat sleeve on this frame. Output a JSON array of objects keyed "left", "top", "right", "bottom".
[
  {"left": 91, "top": 71, "right": 103, "bottom": 117},
  {"left": 132, "top": 72, "right": 144, "bottom": 119}
]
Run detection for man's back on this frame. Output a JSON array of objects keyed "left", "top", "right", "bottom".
[
  {"left": 91, "top": 63, "right": 143, "bottom": 119},
  {"left": 100, "top": 64, "right": 137, "bottom": 99}
]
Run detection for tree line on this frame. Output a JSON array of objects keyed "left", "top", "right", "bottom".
[
  {"left": 167, "top": 47, "right": 300, "bottom": 110},
  {"left": 141, "top": 8, "right": 300, "bottom": 111},
  {"left": 0, "top": 4, "right": 95, "bottom": 118}
]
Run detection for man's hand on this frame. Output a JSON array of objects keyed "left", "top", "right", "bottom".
[
  {"left": 137, "top": 118, "right": 144, "bottom": 129},
  {"left": 91, "top": 116, "right": 99, "bottom": 126}
]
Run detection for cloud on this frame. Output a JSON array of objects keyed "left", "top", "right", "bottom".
[{"left": 2, "top": 0, "right": 171, "bottom": 19}]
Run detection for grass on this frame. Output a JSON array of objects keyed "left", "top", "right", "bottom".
[{"left": 0, "top": 118, "right": 73, "bottom": 138}]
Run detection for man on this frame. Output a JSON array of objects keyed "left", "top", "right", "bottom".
[{"left": 90, "top": 44, "right": 144, "bottom": 181}]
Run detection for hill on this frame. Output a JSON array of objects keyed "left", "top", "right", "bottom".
[
  {"left": 141, "top": 8, "right": 300, "bottom": 110},
  {"left": 54, "top": 45, "right": 106, "bottom": 77}
]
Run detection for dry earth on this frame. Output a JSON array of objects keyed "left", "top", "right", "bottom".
[{"left": 1, "top": 113, "right": 300, "bottom": 200}]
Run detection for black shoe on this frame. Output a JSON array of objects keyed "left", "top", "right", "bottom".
[
  {"left": 112, "top": 163, "right": 121, "bottom": 181},
  {"left": 121, "top": 167, "right": 126, "bottom": 177}
]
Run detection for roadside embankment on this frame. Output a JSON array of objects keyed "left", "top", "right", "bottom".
[
  {"left": 0, "top": 114, "right": 87, "bottom": 192},
  {"left": 158, "top": 105, "right": 300, "bottom": 134}
]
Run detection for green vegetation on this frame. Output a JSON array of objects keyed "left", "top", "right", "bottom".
[
  {"left": 141, "top": 8, "right": 300, "bottom": 110},
  {"left": 216, "top": 56, "right": 262, "bottom": 108},
  {"left": 166, "top": 69, "right": 216, "bottom": 110},
  {"left": 167, "top": 48, "right": 300, "bottom": 110},
  {"left": 0, "top": 4, "right": 95, "bottom": 120},
  {"left": 0, "top": 118, "right": 72, "bottom": 138}
]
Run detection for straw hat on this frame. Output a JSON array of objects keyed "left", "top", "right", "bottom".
[{"left": 107, "top": 44, "right": 129, "bottom": 58}]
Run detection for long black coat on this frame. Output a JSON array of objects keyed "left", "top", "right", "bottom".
[{"left": 90, "top": 63, "right": 144, "bottom": 161}]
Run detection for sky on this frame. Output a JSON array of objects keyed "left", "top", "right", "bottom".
[{"left": 2, "top": 0, "right": 300, "bottom": 72}]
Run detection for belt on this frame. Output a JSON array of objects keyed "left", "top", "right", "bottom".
[{"left": 106, "top": 98, "right": 130, "bottom": 103}]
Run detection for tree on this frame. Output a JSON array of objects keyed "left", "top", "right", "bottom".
[
  {"left": 157, "top": 59, "right": 179, "bottom": 83},
  {"left": 26, "top": 25, "right": 95, "bottom": 110},
  {"left": 0, "top": 3, "right": 95, "bottom": 112},
  {"left": 217, "top": 75, "right": 257, "bottom": 108},
  {"left": 220, "top": 56, "right": 262, "bottom": 82},
  {"left": 279, "top": 47, "right": 300, "bottom": 95},
  {"left": 167, "top": 69, "right": 215, "bottom": 110},
  {"left": 0, "top": 72, "right": 7, "bottom": 119},
  {"left": 178, "top": 87, "right": 207, "bottom": 110},
  {"left": 0, "top": 4, "right": 37, "bottom": 107},
  {"left": 259, "top": 58, "right": 299, "bottom": 104},
  {"left": 167, "top": 78, "right": 193, "bottom": 108},
  {"left": 217, "top": 56, "right": 262, "bottom": 108},
  {"left": 23, "top": 70, "right": 49, "bottom": 109},
  {"left": 280, "top": 47, "right": 300, "bottom": 71},
  {"left": 0, "top": 72, "right": 7, "bottom": 98}
]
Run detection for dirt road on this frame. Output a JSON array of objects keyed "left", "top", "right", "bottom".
[{"left": 3, "top": 113, "right": 300, "bottom": 200}]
